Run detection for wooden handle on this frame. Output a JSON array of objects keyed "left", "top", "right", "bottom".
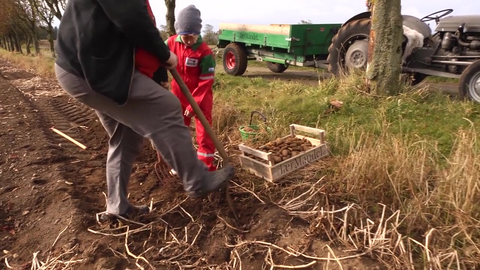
[
  {"left": 169, "top": 69, "right": 229, "bottom": 164},
  {"left": 169, "top": 68, "right": 240, "bottom": 225}
]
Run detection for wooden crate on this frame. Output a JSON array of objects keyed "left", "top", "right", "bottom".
[{"left": 238, "top": 124, "right": 329, "bottom": 182}]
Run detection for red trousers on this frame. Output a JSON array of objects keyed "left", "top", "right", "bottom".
[{"left": 183, "top": 105, "right": 216, "bottom": 171}]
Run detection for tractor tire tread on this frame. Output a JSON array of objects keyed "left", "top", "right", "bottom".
[
  {"left": 266, "top": 62, "right": 288, "bottom": 73},
  {"left": 223, "top": 43, "right": 248, "bottom": 76},
  {"left": 327, "top": 18, "right": 371, "bottom": 77},
  {"left": 458, "top": 60, "right": 480, "bottom": 102}
]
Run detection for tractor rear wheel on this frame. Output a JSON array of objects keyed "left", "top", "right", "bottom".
[
  {"left": 266, "top": 62, "right": 289, "bottom": 73},
  {"left": 223, "top": 43, "right": 248, "bottom": 76},
  {"left": 327, "top": 18, "right": 371, "bottom": 76},
  {"left": 459, "top": 60, "right": 480, "bottom": 103}
]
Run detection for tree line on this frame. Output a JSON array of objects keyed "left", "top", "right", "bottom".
[
  {"left": 0, "top": 0, "right": 63, "bottom": 56},
  {"left": 0, "top": 0, "right": 220, "bottom": 58}
]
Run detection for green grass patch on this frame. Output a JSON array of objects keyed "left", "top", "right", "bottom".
[
  {"left": 425, "top": 75, "right": 459, "bottom": 84},
  {"left": 213, "top": 71, "right": 480, "bottom": 158}
]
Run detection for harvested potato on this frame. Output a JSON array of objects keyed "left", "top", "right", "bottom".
[{"left": 241, "top": 136, "right": 316, "bottom": 165}]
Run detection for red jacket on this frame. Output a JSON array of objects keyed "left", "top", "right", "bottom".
[
  {"left": 165, "top": 34, "right": 216, "bottom": 113},
  {"left": 135, "top": 0, "right": 161, "bottom": 78}
]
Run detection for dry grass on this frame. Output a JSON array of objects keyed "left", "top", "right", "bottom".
[
  {"left": 0, "top": 49, "right": 55, "bottom": 78},
  {"left": 328, "top": 121, "right": 479, "bottom": 268},
  {"left": 211, "top": 99, "right": 242, "bottom": 142}
]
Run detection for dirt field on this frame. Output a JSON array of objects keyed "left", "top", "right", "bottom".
[{"left": 0, "top": 58, "right": 392, "bottom": 269}]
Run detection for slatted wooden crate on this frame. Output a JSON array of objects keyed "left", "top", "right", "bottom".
[{"left": 238, "top": 124, "right": 329, "bottom": 182}]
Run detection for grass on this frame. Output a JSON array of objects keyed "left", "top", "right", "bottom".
[
  {"left": 1, "top": 45, "right": 479, "bottom": 269},
  {"left": 0, "top": 47, "right": 55, "bottom": 78},
  {"left": 425, "top": 75, "right": 459, "bottom": 84},
  {"left": 241, "top": 59, "right": 314, "bottom": 71},
  {"left": 213, "top": 71, "right": 478, "bottom": 155},
  {"left": 211, "top": 68, "right": 479, "bottom": 268}
]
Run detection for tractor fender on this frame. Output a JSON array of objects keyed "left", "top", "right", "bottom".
[
  {"left": 401, "top": 15, "right": 432, "bottom": 38},
  {"left": 343, "top": 12, "right": 372, "bottom": 26},
  {"left": 342, "top": 12, "right": 431, "bottom": 38}
]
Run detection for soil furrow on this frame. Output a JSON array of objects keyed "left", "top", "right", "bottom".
[
  {"left": 0, "top": 62, "right": 107, "bottom": 267},
  {"left": 0, "top": 76, "right": 82, "bottom": 265}
]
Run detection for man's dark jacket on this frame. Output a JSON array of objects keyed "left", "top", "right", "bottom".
[{"left": 55, "top": 0, "right": 171, "bottom": 105}]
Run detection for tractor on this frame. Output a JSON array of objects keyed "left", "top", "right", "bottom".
[{"left": 327, "top": 8, "right": 480, "bottom": 102}]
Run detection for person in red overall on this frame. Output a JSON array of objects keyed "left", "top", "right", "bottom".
[{"left": 163, "top": 5, "right": 217, "bottom": 171}]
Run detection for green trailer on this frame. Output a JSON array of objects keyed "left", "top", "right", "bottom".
[{"left": 216, "top": 23, "right": 342, "bottom": 76}]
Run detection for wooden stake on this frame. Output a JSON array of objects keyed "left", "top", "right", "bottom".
[{"left": 51, "top": 127, "right": 87, "bottom": 150}]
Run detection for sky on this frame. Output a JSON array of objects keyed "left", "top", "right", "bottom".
[
  {"left": 146, "top": 0, "right": 477, "bottom": 31},
  {"left": 52, "top": 1, "right": 477, "bottom": 31}
]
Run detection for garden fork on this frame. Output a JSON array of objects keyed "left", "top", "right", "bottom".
[{"left": 153, "top": 69, "right": 239, "bottom": 225}]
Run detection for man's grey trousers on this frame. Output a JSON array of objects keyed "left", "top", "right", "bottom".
[{"left": 54, "top": 64, "right": 208, "bottom": 215}]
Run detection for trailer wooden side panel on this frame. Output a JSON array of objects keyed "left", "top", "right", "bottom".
[{"left": 218, "top": 23, "right": 342, "bottom": 56}]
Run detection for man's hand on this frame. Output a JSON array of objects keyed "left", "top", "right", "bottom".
[{"left": 164, "top": 52, "right": 178, "bottom": 70}]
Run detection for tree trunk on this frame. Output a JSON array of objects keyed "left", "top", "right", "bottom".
[
  {"left": 13, "top": 30, "right": 23, "bottom": 54},
  {"left": 20, "top": 28, "right": 32, "bottom": 55},
  {"left": 26, "top": 37, "right": 32, "bottom": 55},
  {"left": 365, "top": 0, "right": 403, "bottom": 95},
  {"left": 32, "top": 30, "right": 40, "bottom": 55},
  {"left": 165, "top": 0, "right": 176, "bottom": 37},
  {"left": 7, "top": 36, "right": 13, "bottom": 51},
  {"left": 27, "top": 0, "right": 41, "bottom": 55},
  {"left": 44, "top": 24, "right": 56, "bottom": 57}
]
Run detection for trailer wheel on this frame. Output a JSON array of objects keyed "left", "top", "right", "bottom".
[
  {"left": 459, "top": 60, "right": 480, "bottom": 103},
  {"left": 223, "top": 43, "right": 248, "bottom": 76},
  {"left": 266, "top": 62, "right": 289, "bottom": 73},
  {"left": 327, "top": 18, "right": 371, "bottom": 76}
]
